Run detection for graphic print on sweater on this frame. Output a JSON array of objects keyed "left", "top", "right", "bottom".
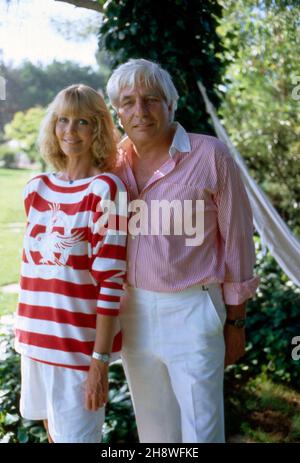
[{"left": 24, "top": 202, "right": 84, "bottom": 273}]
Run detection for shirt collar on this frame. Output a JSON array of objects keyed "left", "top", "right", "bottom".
[
  {"left": 169, "top": 122, "right": 191, "bottom": 157},
  {"left": 118, "top": 121, "right": 191, "bottom": 159}
]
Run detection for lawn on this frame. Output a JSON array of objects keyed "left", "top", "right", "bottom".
[
  {"left": 0, "top": 168, "right": 33, "bottom": 224},
  {"left": 0, "top": 168, "right": 37, "bottom": 315},
  {"left": 225, "top": 374, "right": 300, "bottom": 443}
]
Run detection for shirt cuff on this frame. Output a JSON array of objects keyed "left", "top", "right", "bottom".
[{"left": 222, "top": 276, "right": 260, "bottom": 305}]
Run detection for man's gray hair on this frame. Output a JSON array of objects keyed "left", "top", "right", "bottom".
[{"left": 106, "top": 58, "right": 179, "bottom": 121}]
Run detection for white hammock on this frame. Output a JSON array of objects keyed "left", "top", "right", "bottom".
[{"left": 198, "top": 81, "right": 300, "bottom": 287}]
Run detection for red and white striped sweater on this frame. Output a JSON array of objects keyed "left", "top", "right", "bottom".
[{"left": 15, "top": 172, "right": 128, "bottom": 370}]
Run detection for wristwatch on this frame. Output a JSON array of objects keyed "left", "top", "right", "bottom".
[
  {"left": 92, "top": 352, "right": 111, "bottom": 364},
  {"left": 225, "top": 318, "right": 246, "bottom": 329}
]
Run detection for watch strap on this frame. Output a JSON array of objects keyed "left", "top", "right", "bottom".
[
  {"left": 92, "top": 352, "right": 110, "bottom": 363},
  {"left": 225, "top": 318, "right": 246, "bottom": 328}
]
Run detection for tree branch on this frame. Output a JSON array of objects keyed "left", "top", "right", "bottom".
[{"left": 54, "top": 0, "right": 103, "bottom": 13}]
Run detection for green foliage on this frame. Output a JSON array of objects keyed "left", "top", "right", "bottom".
[
  {"left": 217, "top": 0, "right": 300, "bottom": 234},
  {"left": 103, "top": 362, "right": 138, "bottom": 443},
  {"left": 4, "top": 107, "right": 45, "bottom": 165},
  {"left": 226, "top": 237, "right": 300, "bottom": 387},
  {"left": 0, "top": 328, "right": 48, "bottom": 443},
  {"left": 291, "top": 414, "right": 300, "bottom": 440},
  {"left": 225, "top": 372, "right": 300, "bottom": 442},
  {"left": 0, "top": 144, "right": 18, "bottom": 168},
  {"left": 100, "top": 0, "right": 224, "bottom": 133},
  {"left": 0, "top": 60, "right": 107, "bottom": 134}
]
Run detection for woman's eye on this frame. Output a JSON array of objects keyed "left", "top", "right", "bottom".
[
  {"left": 58, "top": 117, "right": 68, "bottom": 123},
  {"left": 79, "top": 119, "right": 89, "bottom": 125}
]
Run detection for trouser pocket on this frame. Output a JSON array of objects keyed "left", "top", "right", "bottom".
[{"left": 206, "top": 284, "right": 226, "bottom": 330}]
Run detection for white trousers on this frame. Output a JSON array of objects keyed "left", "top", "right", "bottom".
[{"left": 120, "top": 283, "right": 226, "bottom": 443}]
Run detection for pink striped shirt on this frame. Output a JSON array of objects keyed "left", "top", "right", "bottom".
[
  {"left": 15, "top": 173, "right": 127, "bottom": 370},
  {"left": 116, "top": 123, "right": 259, "bottom": 305}
]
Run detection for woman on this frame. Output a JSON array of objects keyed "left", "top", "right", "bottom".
[{"left": 15, "top": 84, "right": 128, "bottom": 443}]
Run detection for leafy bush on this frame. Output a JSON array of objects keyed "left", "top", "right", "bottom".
[
  {"left": 0, "top": 144, "right": 18, "bottom": 168},
  {"left": 104, "top": 362, "right": 138, "bottom": 443},
  {"left": 0, "top": 327, "right": 47, "bottom": 443},
  {"left": 100, "top": 0, "right": 224, "bottom": 134},
  {"left": 225, "top": 236, "right": 300, "bottom": 387},
  {"left": 218, "top": 0, "right": 300, "bottom": 235}
]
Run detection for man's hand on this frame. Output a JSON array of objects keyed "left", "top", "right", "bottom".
[
  {"left": 224, "top": 302, "right": 246, "bottom": 367},
  {"left": 224, "top": 323, "right": 245, "bottom": 366},
  {"left": 85, "top": 359, "right": 109, "bottom": 411}
]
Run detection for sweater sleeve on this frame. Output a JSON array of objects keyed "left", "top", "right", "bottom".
[{"left": 89, "top": 174, "right": 128, "bottom": 316}]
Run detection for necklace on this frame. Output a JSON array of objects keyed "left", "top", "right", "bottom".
[
  {"left": 56, "top": 170, "right": 98, "bottom": 184},
  {"left": 56, "top": 172, "right": 75, "bottom": 184}
]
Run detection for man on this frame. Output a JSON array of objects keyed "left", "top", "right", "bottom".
[{"left": 106, "top": 59, "right": 259, "bottom": 443}]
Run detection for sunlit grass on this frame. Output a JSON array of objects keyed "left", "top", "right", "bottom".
[
  {"left": 227, "top": 374, "right": 300, "bottom": 443},
  {"left": 0, "top": 168, "right": 34, "bottom": 316},
  {"left": 0, "top": 227, "right": 24, "bottom": 286},
  {"left": 254, "top": 376, "right": 300, "bottom": 415},
  {"left": 291, "top": 414, "right": 300, "bottom": 440},
  {"left": 0, "top": 292, "right": 18, "bottom": 316},
  {"left": 0, "top": 168, "right": 34, "bottom": 224}
]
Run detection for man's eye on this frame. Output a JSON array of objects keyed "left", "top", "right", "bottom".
[{"left": 122, "top": 101, "right": 133, "bottom": 107}]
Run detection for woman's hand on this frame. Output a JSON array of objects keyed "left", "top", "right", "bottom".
[{"left": 85, "top": 359, "right": 109, "bottom": 411}]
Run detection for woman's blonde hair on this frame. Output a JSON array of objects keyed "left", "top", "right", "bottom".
[{"left": 38, "top": 84, "right": 117, "bottom": 172}]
